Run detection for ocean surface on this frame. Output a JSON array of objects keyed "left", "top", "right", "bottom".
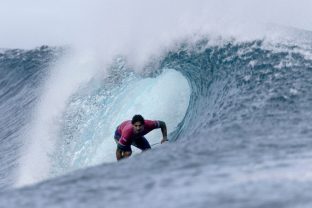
[{"left": 1, "top": 27, "right": 312, "bottom": 208}]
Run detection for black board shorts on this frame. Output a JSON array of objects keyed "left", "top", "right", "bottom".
[{"left": 114, "top": 129, "right": 151, "bottom": 152}]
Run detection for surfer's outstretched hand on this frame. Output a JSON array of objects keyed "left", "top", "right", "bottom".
[{"left": 161, "top": 137, "right": 168, "bottom": 144}]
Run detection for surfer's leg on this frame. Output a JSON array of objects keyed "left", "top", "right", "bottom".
[
  {"left": 116, "top": 148, "right": 132, "bottom": 161},
  {"left": 114, "top": 129, "right": 132, "bottom": 160},
  {"left": 116, "top": 144, "right": 132, "bottom": 161}
]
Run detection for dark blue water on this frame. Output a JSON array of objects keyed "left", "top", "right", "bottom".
[
  {"left": 0, "top": 46, "right": 61, "bottom": 190},
  {"left": 1, "top": 32, "right": 312, "bottom": 207}
]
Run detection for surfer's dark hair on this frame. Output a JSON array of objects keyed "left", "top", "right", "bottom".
[{"left": 132, "top": 114, "right": 145, "bottom": 125}]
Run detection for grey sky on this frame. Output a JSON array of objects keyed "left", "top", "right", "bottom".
[{"left": 0, "top": 0, "right": 311, "bottom": 49}]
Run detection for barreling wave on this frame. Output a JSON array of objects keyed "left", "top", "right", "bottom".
[
  {"left": 2, "top": 30, "right": 312, "bottom": 190},
  {"left": 41, "top": 36, "right": 312, "bottom": 182}
]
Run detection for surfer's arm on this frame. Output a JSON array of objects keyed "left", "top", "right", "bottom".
[{"left": 159, "top": 121, "right": 168, "bottom": 143}]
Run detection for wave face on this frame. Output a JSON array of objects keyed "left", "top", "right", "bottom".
[
  {"left": 1, "top": 31, "right": 312, "bottom": 207},
  {"left": 164, "top": 39, "right": 312, "bottom": 148}
]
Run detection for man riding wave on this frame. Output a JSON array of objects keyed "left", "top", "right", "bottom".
[{"left": 114, "top": 114, "right": 168, "bottom": 161}]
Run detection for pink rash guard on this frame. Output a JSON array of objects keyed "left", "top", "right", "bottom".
[{"left": 116, "top": 120, "right": 160, "bottom": 146}]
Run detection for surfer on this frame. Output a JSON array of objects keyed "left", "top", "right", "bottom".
[{"left": 114, "top": 114, "right": 168, "bottom": 161}]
